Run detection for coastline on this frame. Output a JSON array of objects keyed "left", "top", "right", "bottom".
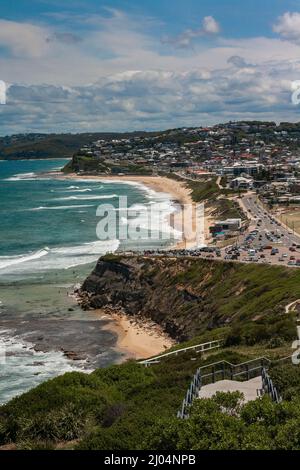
[
  {"left": 98, "top": 308, "right": 175, "bottom": 360},
  {"left": 51, "top": 172, "right": 201, "bottom": 249},
  {"left": 47, "top": 171, "right": 202, "bottom": 360}
]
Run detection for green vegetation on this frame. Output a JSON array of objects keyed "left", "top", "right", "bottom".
[
  {"left": 1, "top": 349, "right": 300, "bottom": 450},
  {"left": 1, "top": 255, "right": 300, "bottom": 450},
  {"left": 0, "top": 351, "right": 250, "bottom": 450},
  {"left": 0, "top": 134, "right": 100, "bottom": 160},
  {"left": 187, "top": 178, "right": 222, "bottom": 202},
  {"left": 163, "top": 175, "right": 245, "bottom": 220},
  {"left": 144, "top": 392, "right": 300, "bottom": 450},
  {"left": 270, "top": 364, "right": 300, "bottom": 400},
  {"left": 115, "top": 257, "right": 299, "bottom": 344},
  {"left": 63, "top": 155, "right": 110, "bottom": 174},
  {"left": 64, "top": 155, "right": 153, "bottom": 175},
  {"left": 0, "top": 131, "right": 161, "bottom": 160}
]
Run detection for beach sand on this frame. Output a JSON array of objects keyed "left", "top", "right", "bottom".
[
  {"left": 52, "top": 172, "right": 205, "bottom": 249},
  {"left": 50, "top": 172, "right": 207, "bottom": 359},
  {"left": 97, "top": 309, "right": 175, "bottom": 360}
]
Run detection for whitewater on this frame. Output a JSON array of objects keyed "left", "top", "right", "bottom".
[{"left": 0, "top": 158, "right": 178, "bottom": 403}]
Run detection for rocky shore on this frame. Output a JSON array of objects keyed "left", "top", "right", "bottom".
[{"left": 76, "top": 254, "right": 210, "bottom": 342}]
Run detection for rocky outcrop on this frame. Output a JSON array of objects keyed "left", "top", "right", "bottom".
[
  {"left": 78, "top": 255, "right": 237, "bottom": 342},
  {"left": 78, "top": 254, "right": 295, "bottom": 343}
]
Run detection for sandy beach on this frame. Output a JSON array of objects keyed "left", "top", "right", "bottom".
[
  {"left": 52, "top": 172, "right": 204, "bottom": 249},
  {"left": 50, "top": 172, "right": 204, "bottom": 359},
  {"left": 97, "top": 309, "right": 175, "bottom": 360}
]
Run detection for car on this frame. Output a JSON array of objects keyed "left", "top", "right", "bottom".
[
  {"left": 289, "top": 247, "right": 296, "bottom": 252},
  {"left": 290, "top": 256, "right": 296, "bottom": 261},
  {"left": 288, "top": 261, "right": 296, "bottom": 266},
  {"left": 283, "top": 254, "right": 288, "bottom": 258}
]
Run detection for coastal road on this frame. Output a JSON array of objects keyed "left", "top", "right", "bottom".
[
  {"left": 242, "top": 194, "right": 300, "bottom": 247},
  {"left": 194, "top": 192, "right": 300, "bottom": 268},
  {"left": 220, "top": 193, "right": 300, "bottom": 267}
]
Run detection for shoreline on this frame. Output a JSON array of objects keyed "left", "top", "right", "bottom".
[
  {"left": 51, "top": 172, "right": 202, "bottom": 249},
  {"left": 47, "top": 171, "right": 202, "bottom": 360},
  {"left": 97, "top": 308, "right": 175, "bottom": 360}
]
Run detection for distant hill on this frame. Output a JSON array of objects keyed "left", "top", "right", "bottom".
[{"left": 0, "top": 131, "right": 160, "bottom": 160}]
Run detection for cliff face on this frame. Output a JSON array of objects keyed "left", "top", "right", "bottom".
[
  {"left": 80, "top": 256, "right": 190, "bottom": 340},
  {"left": 79, "top": 255, "right": 297, "bottom": 342}
]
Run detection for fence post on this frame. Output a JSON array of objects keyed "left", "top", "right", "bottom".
[{"left": 212, "top": 366, "right": 216, "bottom": 383}]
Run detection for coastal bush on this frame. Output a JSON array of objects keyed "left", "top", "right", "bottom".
[
  {"left": 225, "top": 317, "right": 295, "bottom": 347},
  {"left": 2, "top": 348, "right": 300, "bottom": 450},
  {"left": 0, "top": 372, "right": 118, "bottom": 444},
  {"left": 269, "top": 365, "right": 300, "bottom": 400},
  {"left": 143, "top": 395, "right": 300, "bottom": 450}
]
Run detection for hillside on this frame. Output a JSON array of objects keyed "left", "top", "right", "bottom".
[
  {"left": 79, "top": 255, "right": 299, "bottom": 346},
  {"left": 1, "top": 256, "right": 300, "bottom": 450},
  {"left": 0, "top": 131, "right": 160, "bottom": 160}
]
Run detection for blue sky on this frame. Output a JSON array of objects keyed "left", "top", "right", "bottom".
[{"left": 2, "top": 0, "right": 300, "bottom": 134}]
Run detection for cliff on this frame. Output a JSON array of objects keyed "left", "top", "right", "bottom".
[{"left": 79, "top": 255, "right": 300, "bottom": 343}]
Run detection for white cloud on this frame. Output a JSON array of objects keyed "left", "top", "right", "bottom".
[
  {"left": 1, "top": 9, "right": 300, "bottom": 133},
  {"left": 0, "top": 19, "right": 49, "bottom": 58},
  {"left": 273, "top": 12, "right": 300, "bottom": 44},
  {"left": 162, "top": 15, "right": 220, "bottom": 48},
  {"left": 202, "top": 16, "right": 220, "bottom": 35},
  {"left": 2, "top": 59, "right": 299, "bottom": 135}
]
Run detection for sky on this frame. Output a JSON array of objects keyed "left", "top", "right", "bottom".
[{"left": 2, "top": 0, "right": 300, "bottom": 134}]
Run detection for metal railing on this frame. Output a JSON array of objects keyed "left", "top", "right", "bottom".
[
  {"left": 199, "top": 357, "right": 270, "bottom": 385},
  {"left": 177, "top": 367, "right": 202, "bottom": 419},
  {"left": 177, "top": 357, "right": 273, "bottom": 419},
  {"left": 140, "top": 339, "right": 223, "bottom": 366},
  {"left": 262, "top": 368, "right": 282, "bottom": 403}
]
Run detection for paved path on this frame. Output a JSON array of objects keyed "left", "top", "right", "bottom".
[{"left": 198, "top": 376, "right": 262, "bottom": 403}]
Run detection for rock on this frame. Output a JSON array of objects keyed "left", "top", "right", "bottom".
[{"left": 63, "top": 350, "right": 86, "bottom": 361}]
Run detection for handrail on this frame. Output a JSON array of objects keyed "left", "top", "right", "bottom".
[
  {"left": 140, "top": 339, "right": 223, "bottom": 365},
  {"left": 262, "top": 368, "right": 282, "bottom": 403},
  {"left": 199, "top": 356, "right": 271, "bottom": 372},
  {"left": 176, "top": 356, "right": 279, "bottom": 419}
]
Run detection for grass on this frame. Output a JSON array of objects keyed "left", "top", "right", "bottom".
[{"left": 279, "top": 207, "right": 300, "bottom": 235}]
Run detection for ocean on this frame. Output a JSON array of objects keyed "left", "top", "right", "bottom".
[{"left": 0, "top": 159, "right": 178, "bottom": 404}]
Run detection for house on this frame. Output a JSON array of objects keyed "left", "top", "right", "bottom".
[
  {"left": 210, "top": 218, "right": 242, "bottom": 235},
  {"left": 230, "top": 177, "right": 253, "bottom": 190}
]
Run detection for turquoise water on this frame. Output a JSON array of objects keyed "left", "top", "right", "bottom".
[
  {"left": 0, "top": 159, "right": 177, "bottom": 404},
  {"left": 0, "top": 159, "right": 175, "bottom": 280}
]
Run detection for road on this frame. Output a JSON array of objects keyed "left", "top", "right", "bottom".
[
  {"left": 126, "top": 192, "right": 300, "bottom": 268},
  {"left": 219, "top": 193, "right": 300, "bottom": 267},
  {"left": 192, "top": 192, "right": 300, "bottom": 268},
  {"left": 242, "top": 194, "right": 300, "bottom": 247}
]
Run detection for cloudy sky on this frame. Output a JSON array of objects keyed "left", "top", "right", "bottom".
[{"left": 2, "top": 0, "right": 300, "bottom": 134}]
